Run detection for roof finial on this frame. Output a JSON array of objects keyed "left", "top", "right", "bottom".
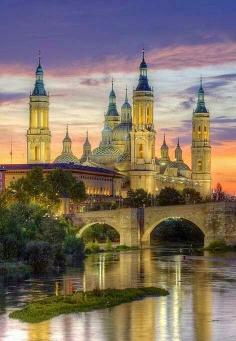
[
  {"left": 66, "top": 124, "right": 69, "bottom": 137},
  {"left": 111, "top": 77, "right": 114, "bottom": 91},
  {"left": 142, "top": 47, "right": 145, "bottom": 62},
  {"left": 38, "top": 49, "right": 41, "bottom": 66},
  {"left": 125, "top": 85, "right": 128, "bottom": 102},
  {"left": 177, "top": 137, "right": 180, "bottom": 147},
  {"left": 200, "top": 75, "right": 203, "bottom": 88},
  {"left": 163, "top": 132, "right": 166, "bottom": 144}
]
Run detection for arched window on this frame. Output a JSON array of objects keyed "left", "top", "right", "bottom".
[{"left": 197, "top": 160, "right": 202, "bottom": 171}]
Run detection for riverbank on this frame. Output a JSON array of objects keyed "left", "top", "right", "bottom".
[
  {"left": 10, "top": 287, "right": 169, "bottom": 323},
  {"left": 205, "top": 240, "right": 236, "bottom": 253},
  {"left": 0, "top": 262, "right": 31, "bottom": 282}
]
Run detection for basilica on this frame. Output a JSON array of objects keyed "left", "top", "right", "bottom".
[{"left": 25, "top": 51, "right": 211, "bottom": 198}]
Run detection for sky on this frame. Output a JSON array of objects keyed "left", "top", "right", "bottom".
[{"left": 0, "top": 0, "right": 236, "bottom": 193}]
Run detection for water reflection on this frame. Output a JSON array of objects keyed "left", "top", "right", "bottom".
[{"left": 0, "top": 248, "right": 236, "bottom": 341}]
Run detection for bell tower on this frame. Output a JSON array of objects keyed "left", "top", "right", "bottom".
[
  {"left": 191, "top": 78, "right": 211, "bottom": 198},
  {"left": 27, "top": 55, "right": 51, "bottom": 163},
  {"left": 130, "top": 50, "right": 156, "bottom": 194}
]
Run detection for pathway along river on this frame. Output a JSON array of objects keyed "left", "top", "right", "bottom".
[{"left": 0, "top": 247, "right": 236, "bottom": 341}]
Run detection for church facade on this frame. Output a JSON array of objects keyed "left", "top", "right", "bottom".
[{"left": 26, "top": 52, "right": 211, "bottom": 199}]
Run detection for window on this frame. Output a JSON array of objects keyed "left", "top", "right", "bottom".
[
  {"left": 197, "top": 160, "right": 202, "bottom": 171},
  {"left": 138, "top": 144, "right": 143, "bottom": 158}
]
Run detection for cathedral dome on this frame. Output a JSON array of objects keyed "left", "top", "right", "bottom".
[
  {"left": 167, "top": 161, "right": 190, "bottom": 171},
  {"left": 90, "top": 145, "right": 122, "bottom": 165},
  {"left": 54, "top": 153, "right": 80, "bottom": 164},
  {"left": 112, "top": 122, "right": 132, "bottom": 142}
]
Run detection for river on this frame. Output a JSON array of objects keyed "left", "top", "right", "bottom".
[{"left": 0, "top": 247, "right": 236, "bottom": 341}]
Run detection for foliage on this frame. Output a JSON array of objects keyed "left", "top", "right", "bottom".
[
  {"left": 63, "top": 235, "right": 85, "bottom": 266},
  {"left": 46, "top": 168, "right": 86, "bottom": 203},
  {"left": 25, "top": 241, "right": 53, "bottom": 272},
  {"left": 212, "top": 183, "right": 225, "bottom": 201},
  {"left": 0, "top": 202, "right": 85, "bottom": 272},
  {"left": 81, "top": 224, "right": 119, "bottom": 243},
  {"left": 158, "top": 187, "right": 184, "bottom": 206},
  {"left": 205, "top": 240, "right": 236, "bottom": 252},
  {"left": 9, "top": 287, "right": 169, "bottom": 323},
  {"left": 0, "top": 262, "right": 31, "bottom": 282},
  {"left": 5, "top": 167, "right": 86, "bottom": 209},
  {"left": 182, "top": 188, "right": 202, "bottom": 204},
  {"left": 126, "top": 189, "right": 152, "bottom": 208},
  {"left": 85, "top": 242, "right": 101, "bottom": 254}
]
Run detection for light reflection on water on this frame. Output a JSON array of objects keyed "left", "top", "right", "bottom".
[{"left": 0, "top": 248, "right": 236, "bottom": 341}]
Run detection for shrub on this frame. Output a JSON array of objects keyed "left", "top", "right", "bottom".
[
  {"left": 64, "top": 235, "right": 85, "bottom": 266},
  {"left": 85, "top": 242, "right": 100, "bottom": 254},
  {"left": 25, "top": 241, "right": 52, "bottom": 272}
]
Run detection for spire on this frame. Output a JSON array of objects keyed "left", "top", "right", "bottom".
[
  {"left": 161, "top": 133, "right": 169, "bottom": 160},
  {"left": 136, "top": 49, "right": 151, "bottom": 91},
  {"left": 195, "top": 76, "right": 208, "bottom": 113},
  {"left": 175, "top": 138, "right": 183, "bottom": 162},
  {"left": 107, "top": 79, "right": 119, "bottom": 116},
  {"left": 32, "top": 51, "right": 47, "bottom": 96},
  {"left": 84, "top": 130, "right": 91, "bottom": 146},
  {"left": 125, "top": 86, "right": 128, "bottom": 102},
  {"left": 62, "top": 125, "right": 72, "bottom": 154}
]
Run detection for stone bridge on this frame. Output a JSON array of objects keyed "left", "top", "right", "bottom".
[{"left": 72, "top": 202, "right": 236, "bottom": 247}]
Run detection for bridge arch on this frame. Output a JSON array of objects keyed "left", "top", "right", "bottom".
[
  {"left": 142, "top": 216, "right": 205, "bottom": 246},
  {"left": 77, "top": 221, "right": 121, "bottom": 241}
]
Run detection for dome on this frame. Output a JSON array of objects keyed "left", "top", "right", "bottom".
[
  {"left": 90, "top": 145, "right": 122, "bottom": 165},
  {"left": 167, "top": 161, "right": 190, "bottom": 171},
  {"left": 54, "top": 152, "right": 80, "bottom": 164},
  {"left": 121, "top": 101, "right": 131, "bottom": 110},
  {"left": 112, "top": 122, "right": 132, "bottom": 142}
]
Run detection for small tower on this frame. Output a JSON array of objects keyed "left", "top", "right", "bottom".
[
  {"left": 160, "top": 133, "right": 170, "bottom": 161},
  {"left": 175, "top": 138, "right": 183, "bottom": 162},
  {"left": 27, "top": 55, "right": 51, "bottom": 163},
  {"left": 130, "top": 50, "right": 156, "bottom": 194},
  {"left": 54, "top": 125, "right": 80, "bottom": 164},
  {"left": 105, "top": 79, "right": 120, "bottom": 129},
  {"left": 191, "top": 77, "right": 211, "bottom": 198},
  {"left": 121, "top": 87, "right": 132, "bottom": 123},
  {"left": 80, "top": 130, "right": 92, "bottom": 163}
]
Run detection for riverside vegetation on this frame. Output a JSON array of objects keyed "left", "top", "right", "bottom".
[
  {"left": 0, "top": 167, "right": 86, "bottom": 281},
  {"left": 10, "top": 287, "right": 169, "bottom": 323}
]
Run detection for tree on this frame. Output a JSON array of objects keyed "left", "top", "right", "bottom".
[
  {"left": 182, "top": 188, "right": 202, "bottom": 204},
  {"left": 46, "top": 169, "right": 86, "bottom": 203},
  {"left": 158, "top": 187, "right": 184, "bottom": 206},
  {"left": 126, "top": 189, "right": 151, "bottom": 208},
  {"left": 212, "top": 183, "right": 225, "bottom": 201}
]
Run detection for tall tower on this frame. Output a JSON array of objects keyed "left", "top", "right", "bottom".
[
  {"left": 27, "top": 56, "right": 51, "bottom": 163},
  {"left": 80, "top": 130, "right": 92, "bottom": 162},
  {"left": 191, "top": 78, "right": 211, "bottom": 198},
  {"left": 130, "top": 50, "right": 156, "bottom": 194}
]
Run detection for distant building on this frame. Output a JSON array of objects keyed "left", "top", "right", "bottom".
[
  {"left": 0, "top": 163, "right": 123, "bottom": 197},
  {"left": 1, "top": 51, "right": 212, "bottom": 199}
]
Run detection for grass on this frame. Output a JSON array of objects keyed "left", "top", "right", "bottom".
[
  {"left": 205, "top": 240, "right": 236, "bottom": 252},
  {"left": 9, "top": 286, "right": 169, "bottom": 323}
]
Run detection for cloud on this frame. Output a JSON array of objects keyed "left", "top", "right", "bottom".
[{"left": 80, "top": 76, "right": 110, "bottom": 87}]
